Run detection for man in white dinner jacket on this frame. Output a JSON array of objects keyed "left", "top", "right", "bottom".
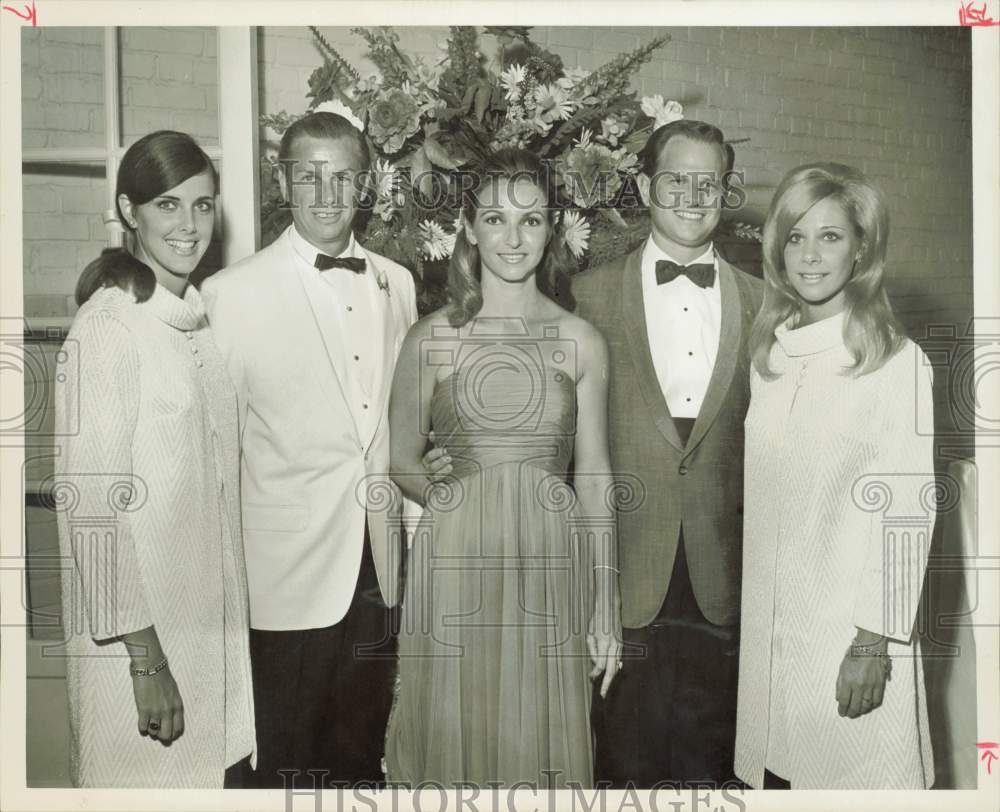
[{"left": 202, "top": 111, "right": 417, "bottom": 788}]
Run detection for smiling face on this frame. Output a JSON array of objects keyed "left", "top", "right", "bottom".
[
  {"left": 465, "top": 177, "right": 550, "bottom": 285},
  {"left": 120, "top": 169, "right": 215, "bottom": 284},
  {"left": 783, "top": 196, "right": 862, "bottom": 323},
  {"left": 280, "top": 134, "right": 363, "bottom": 255},
  {"left": 640, "top": 135, "right": 726, "bottom": 262}
]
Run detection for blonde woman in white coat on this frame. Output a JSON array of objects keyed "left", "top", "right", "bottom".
[
  {"left": 54, "top": 131, "right": 255, "bottom": 787},
  {"left": 734, "top": 163, "right": 936, "bottom": 789}
]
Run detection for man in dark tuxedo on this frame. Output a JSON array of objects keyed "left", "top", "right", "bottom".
[{"left": 573, "top": 119, "right": 763, "bottom": 789}]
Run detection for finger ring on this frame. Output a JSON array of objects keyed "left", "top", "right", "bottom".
[
  {"left": 616, "top": 662, "right": 623, "bottom": 671},
  {"left": 148, "top": 721, "right": 161, "bottom": 732}
]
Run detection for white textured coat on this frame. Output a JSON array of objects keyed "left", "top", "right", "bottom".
[
  {"left": 55, "top": 284, "right": 256, "bottom": 787},
  {"left": 735, "top": 313, "right": 936, "bottom": 789}
]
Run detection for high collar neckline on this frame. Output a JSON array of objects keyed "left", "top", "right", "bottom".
[
  {"left": 144, "top": 282, "right": 206, "bottom": 331},
  {"left": 775, "top": 310, "right": 846, "bottom": 357}
]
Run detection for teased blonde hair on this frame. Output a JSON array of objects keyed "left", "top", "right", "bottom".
[{"left": 749, "top": 162, "right": 905, "bottom": 378}]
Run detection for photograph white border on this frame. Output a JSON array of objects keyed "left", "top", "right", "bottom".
[{"left": 2, "top": 2, "right": 997, "bottom": 811}]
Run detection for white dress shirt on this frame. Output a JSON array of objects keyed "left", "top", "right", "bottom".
[
  {"left": 641, "top": 237, "right": 722, "bottom": 418},
  {"left": 289, "top": 225, "right": 383, "bottom": 437}
]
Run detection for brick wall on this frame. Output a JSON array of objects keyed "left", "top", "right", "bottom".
[
  {"left": 21, "top": 27, "right": 218, "bottom": 319},
  {"left": 260, "top": 26, "right": 972, "bottom": 437},
  {"left": 259, "top": 26, "right": 972, "bottom": 338}
]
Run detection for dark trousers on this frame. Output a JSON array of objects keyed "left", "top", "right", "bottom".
[
  {"left": 592, "top": 532, "right": 742, "bottom": 789},
  {"left": 241, "top": 529, "right": 399, "bottom": 789}
]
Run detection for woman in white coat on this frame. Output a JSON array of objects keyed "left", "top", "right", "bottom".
[
  {"left": 734, "top": 162, "right": 936, "bottom": 789},
  {"left": 54, "top": 131, "right": 255, "bottom": 787}
]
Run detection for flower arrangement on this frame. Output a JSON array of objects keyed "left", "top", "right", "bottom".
[{"left": 260, "top": 27, "right": 761, "bottom": 309}]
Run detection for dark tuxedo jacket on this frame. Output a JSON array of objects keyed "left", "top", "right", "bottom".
[{"left": 573, "top": 245, "right": 763, "bottom": 628}]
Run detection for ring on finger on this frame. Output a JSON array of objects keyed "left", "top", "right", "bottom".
[
  {"left": 148, "top": 720, "right": 161, "bottom": 732},
  {"left": 616, "top": 661, "right": 623, "bottom": 671}
]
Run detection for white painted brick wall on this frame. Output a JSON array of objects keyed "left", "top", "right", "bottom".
[
  {"left": 22, "top": 27, "right": 219, "bottom": 318},
  {"left": 22, "top": 25, "right": 972, "bottom": 348}
]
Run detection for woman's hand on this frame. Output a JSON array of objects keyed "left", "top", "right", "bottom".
[
  {"left": 421, "top": 431, "right": 452, "bottom": 483},
  {"left": 130, "top": 664, "right": 185, "bottom": 744},
  {"left": 588, "top": 595, "right": 623, "bottom": 700},
  {"left": 122, "top": 625, "right": 184, "bottom": 743},
  {"left": 836, "top": 631, "right": 890, "bottom": 719}
]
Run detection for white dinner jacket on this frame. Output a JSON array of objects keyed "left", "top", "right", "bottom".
[{"left": 202, "top": 226, "right": 418, "bottom": 630}]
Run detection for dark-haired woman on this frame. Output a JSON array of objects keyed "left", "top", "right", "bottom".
[
  {"left": 383, "top": 149, "right": 621, "bottom": 788},
  {"left": 734, "top": 163, "right": 935, "bottom": 789},
  {"left": 54, "top": 130, "right": 255, "bottom": 787}
]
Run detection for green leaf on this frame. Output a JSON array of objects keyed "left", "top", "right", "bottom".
[
  {"left": 473, "top": 81, "right": 493, "bottom": 122},
  {"left": 624, "top": 126, "right": 652, "bottom": 155},
  {"left": 410, "top": 145, "right": 434, "bottom": 198},
  {"left": 423, "top": 135, "right": 461, "bottom": 170},
  {"left": 461, "top": 83, "right": 478, "bottom": 113}
]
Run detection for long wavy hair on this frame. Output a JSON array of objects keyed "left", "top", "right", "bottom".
[
  {"left": 75, "top": 130, "right": 217, "bottom": 306},
  {"left": 446, "top": 149, "right": 576, "bottom": 327},
  {"left": 749, "top": 162, "right": 904, "bottom": 378}
]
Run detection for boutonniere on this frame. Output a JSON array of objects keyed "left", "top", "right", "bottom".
[{"left": 375, "top": 269, "right": 391, "bottom": 299}]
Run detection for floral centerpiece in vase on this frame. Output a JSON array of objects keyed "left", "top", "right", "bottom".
[{"left": 260, "top": 26, "right": 760, "bottom": 313}]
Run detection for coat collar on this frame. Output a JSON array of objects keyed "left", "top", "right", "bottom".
[
  {"left": 145, "top": 283, "right": 207, "bottom": 331},
  {"left": 775, "top": 311, "right": 846, "bottom": 357},
  {"left": 622, "top": 244, "right": 684, "bottom": 451}
]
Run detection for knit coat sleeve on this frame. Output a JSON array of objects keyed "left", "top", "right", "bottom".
[
  {"left": 851, "top": 342, "right": 936, "bottom": 643},
  {"left": 57, "top": 307, "right": 153, "bottom": 641}
]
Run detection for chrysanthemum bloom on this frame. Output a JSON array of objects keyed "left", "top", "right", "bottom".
[
  {"left": 563, "top": 143, "right": 623, "bottom": 208},
  {"left": 368, "top": 89, "right": 422, "bottom": 153}
]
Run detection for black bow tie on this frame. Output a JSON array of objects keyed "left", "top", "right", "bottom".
[
  {"left": 655, "top": 259, "right": 715, "bottom": 288},
  {"left": 315, "top": 254, "right": 366, "bottom": 273}
]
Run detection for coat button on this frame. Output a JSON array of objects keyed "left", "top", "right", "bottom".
[{"left": 679, "top": 465, "right": 689, "bottom": 476}]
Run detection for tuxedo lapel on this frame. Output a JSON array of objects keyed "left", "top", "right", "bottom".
[
  {"left": 363, "top": 248, "right": 404, "bottom": 443},
  {"left": 278, "top": 233, "right": 361, "bottom": 443},
  {"left": 687, "top": 258, "right": 743, "bottom": 451},
  {"left": 621, "top": 246, "right": 684, "bottom": 452}
]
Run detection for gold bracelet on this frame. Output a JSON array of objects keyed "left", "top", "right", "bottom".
[
  {"left": 129, "top": 656, "right": 168, "bottom": 677},
  {"left": 594, "top": 564, "right": 620, "bottom": 574}
]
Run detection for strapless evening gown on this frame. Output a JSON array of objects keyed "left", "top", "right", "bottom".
[{"left": 385, "top": 361, "right": 595, "bottom": 788}]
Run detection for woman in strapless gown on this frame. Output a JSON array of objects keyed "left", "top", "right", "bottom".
[{"left": 384, "top": 149, "right": 622, "bottom": 788}]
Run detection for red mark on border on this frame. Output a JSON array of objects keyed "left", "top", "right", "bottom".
[
  {"left": 959, "top": 1, "right": 1000, "bottom": 25},
  {"left": 1, "top": 0, "right": 37, "bottom": 26},
  {"left": 978, "top": 742, "right": 999, "bottom": 775}
]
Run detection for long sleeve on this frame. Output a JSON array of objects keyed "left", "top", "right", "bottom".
[
  {"left": 851, "top": 343, "right": 936, "bottom": 643},
  {"left": 201, "top": 278, "right": 249, "bottom": 444},
  {"left": 56, "top": 308, "right": 152, "bottom": 641}
]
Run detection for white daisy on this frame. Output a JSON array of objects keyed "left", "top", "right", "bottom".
[
  {"left": 499, "top": 64, "right": 527, "bottom": 103},
  {"left": 533, "top": 83, "right": 574, "bottom": 123},
  {"left": 418, "top": 220, "right": 457, "bottom": 261},
  {"left": 561, "top": 210, "right": 591, "bottom": 259}
]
